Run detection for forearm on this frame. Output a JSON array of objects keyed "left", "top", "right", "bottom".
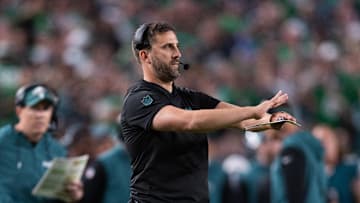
[
  {"left": 232, "top": 114, "right": 271, "bottom": 129},
  {"left": 187, "top": 106, "right": 258, "bottom": 132},
  {"left": 216, "top": 102, "right": 271, "bottom": 130},
  {"left": 153, "top": 105, "right": 258, "bottom": 132},
  {"left": 153, "top": 91, "right": 289, "bottom": 132}
]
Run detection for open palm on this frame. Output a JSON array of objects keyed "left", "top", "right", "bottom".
[{"left": 254, "top": 90, "right": 288, "bottom": 119}]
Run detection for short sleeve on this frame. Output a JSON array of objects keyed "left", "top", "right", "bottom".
[
  {"left": 122, "top": 90, "right": 170, "bottom": 131},
  {"left": 178, "top": 87, "right": 220, "bottom": 110},
  {"left": 194, "top": 91, "right": 220, "bottom": 109}
]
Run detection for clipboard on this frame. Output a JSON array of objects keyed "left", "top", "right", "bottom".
[{"left": 245, "top": 120, "right": 301, "bottom": 132}]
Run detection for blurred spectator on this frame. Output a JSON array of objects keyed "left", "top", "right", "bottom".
[
  {"left": 0, "top": 1, "right": 359, "bottom": 150},
  {"left": 63, "top": 124, "right": 97, "bottom": 160},
  {"left": 221, "top": 153, "right": 250, "bottom": 203},
  {"left": 208, "top": 131, "right": 229, "bottom": 203},
  {"left": 270, "top": 123, "right": 326, "bottom": 203},
  {"left": 62, "top": 123, "right": 116, "bottom": 162},
  {"left": 63, "top": 122, "right": 122, "bottom": 203},
  {"left": 212, "top": 129, "right": 251, "bottom": 203},
  {"left": 0, "top": 0, "right": 359, "bottom": 155},
  {"left": 312, "top": 124, "right": 360, "bottom": 203},
  {"left": 80, "top": 143, "right": 131, "bottom": 203},
  {"left": 243, "top": 130, "right": 282, "bottom": 203}
]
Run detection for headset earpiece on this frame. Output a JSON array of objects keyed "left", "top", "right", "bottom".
[
  {"left": 133, "top": 23, "right": 151, "bottom": 51},
  {"left": 15, "top": 85, "right": 29, "bottom": 106}
]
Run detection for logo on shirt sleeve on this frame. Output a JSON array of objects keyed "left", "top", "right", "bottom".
[
  {"left": 281, "top": 155, "right": 293, "bottom": 165},
  {"left": 141, "top": 95, "right": 153, "bottom": 106}
]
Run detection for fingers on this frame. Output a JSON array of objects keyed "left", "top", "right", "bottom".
[
  {"left": 270, "top": 90, "right": 288, "bottom": 108},
  {"left": 254, "top": 90, "right": 289, "bottom": 119},
  {"left": 272, "top": 90, "right": 283, "bottom": 99},
  {"left": 270, "top": 111, "right": 297, "bottom": 122},
  {"left": 283, "top": 113, "right": 296, "bottom": 121},
  {"left": 66, "top": 181, "right": 84, "bottom": 201}
]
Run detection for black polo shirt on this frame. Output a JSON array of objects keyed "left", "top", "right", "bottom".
[{"left": 121, "top": 80, "right": 220, "bottom": 203}]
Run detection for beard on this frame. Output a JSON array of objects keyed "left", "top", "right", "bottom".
[{"left": 151, "top": 56, "right": 180, "bottom": 83}]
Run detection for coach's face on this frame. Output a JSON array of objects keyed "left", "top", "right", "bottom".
[
  {"left": 149, "top": 31, "right": 182, "bottom": 83},
  {"left": 16, "top": 101, "right": 54, "bottom": 142}
]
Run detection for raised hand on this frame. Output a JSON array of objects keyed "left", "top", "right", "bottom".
[{"left": 254, "top": 90, "right": 288, "bottom": 119}]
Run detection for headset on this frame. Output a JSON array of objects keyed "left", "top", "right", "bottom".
[
  {"left": 133, "top": 23, "right": 152, "bottom": 51},
  {"left": 15, "top": 84, "right": 59, "bottom": 131},
  {"left": 132, "top": 22, "right": 190, "bottom": 70}
]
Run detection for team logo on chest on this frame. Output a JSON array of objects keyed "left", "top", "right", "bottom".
[{"left": 141, "top": 95, "right": 154, "bottom": 106}]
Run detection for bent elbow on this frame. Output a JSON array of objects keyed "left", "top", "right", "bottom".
[{"left": 182, "top": 115, "right": 208, "bottom": 132}]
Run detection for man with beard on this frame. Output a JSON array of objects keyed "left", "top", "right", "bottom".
[{"left": 121, "top": 22, "right": 296, "bottom": 203}]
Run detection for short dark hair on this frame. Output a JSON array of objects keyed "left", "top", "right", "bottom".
[{"left": 132, "top": 22, "right": 176, "bottom": 63}]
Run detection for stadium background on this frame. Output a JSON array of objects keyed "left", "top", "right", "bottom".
[{"left": 0, "top": 0, "right": 360, "bottom": 201}]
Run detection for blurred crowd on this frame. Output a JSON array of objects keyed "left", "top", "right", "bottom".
[{"left": 1, "top": 0, "right": 360, "bottom": 202}]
